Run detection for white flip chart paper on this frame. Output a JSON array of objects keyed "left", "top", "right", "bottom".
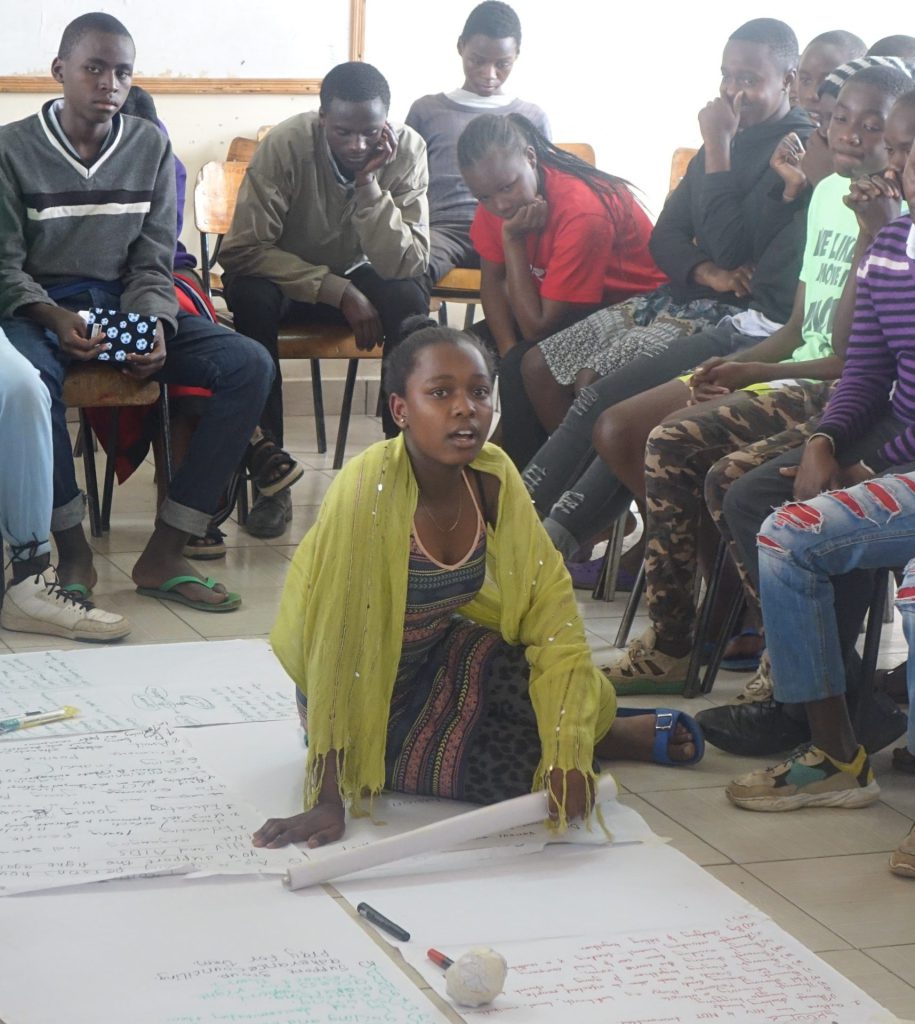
[
  {"left": 0, "top": 640, "right": 297, "bottom": 737},
  {"left": 405, "top": 913, "right": 896, "bottom": 1023},
  {"left": 0, "top": 727, "right": 305, "bottom": 894},
  {"left": 0, "top": 878, "right": 449, "bottom": 1024}
]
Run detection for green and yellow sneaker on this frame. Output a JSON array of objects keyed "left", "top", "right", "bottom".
[{"left": 726, "top": 744, "right": 880, "bottom": 812}]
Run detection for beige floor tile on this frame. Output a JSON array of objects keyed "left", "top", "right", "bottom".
[
  {"left": 272, "top": 546, "right": 302, "bottom": 562},
  {"left": 165, "top": 585, "right": 282, "bottom": 638},
  {"left": 817, "top": 948, "right": 915, "bottom": 1020},
  {"left": 870, "top": 751, "right": 915, "bottom": 819},
  {"left": 616, "top": 794, "right": 730, "bottom": 865},
  {"left": 865, "top": 945, "right": 915, "bottom": 988},
  {"left": 705, "top": 864, "right": 851, "bottom": 953},
  {"left": 610, "top": 741, "right": 769, "bottom": 794},
  {"left": 749, "top": 853, "right": 915, "bottom": 947},
  {"left": 645, "top": 787, "right": 914, "bottom": 863},
  {"left": 260, "top": 505, "right": 321, "bottom": 547}
]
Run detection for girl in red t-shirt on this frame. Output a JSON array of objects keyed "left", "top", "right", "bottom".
[
  {"left": 457, "top": 113, "right": 665, "bottom": 465},
  {"left": 457, "top": 113, "right": 664, "bottom": 360}
]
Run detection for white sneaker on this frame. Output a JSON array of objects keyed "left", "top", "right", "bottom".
[
  {"left": 731, "top": 652, "right": 774, "bottom": 705},
  {"left": 1, "top": 572, "right": 131, "bottom": 643}
]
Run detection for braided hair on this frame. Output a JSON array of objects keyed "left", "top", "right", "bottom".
[{"left": 457, "top": 113, "right": 637, "bottom": 227}]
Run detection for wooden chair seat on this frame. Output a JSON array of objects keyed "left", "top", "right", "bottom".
[
  {"left": 62, "top": 364, "right": 160, "bottom": 408},
  {"left": 62, "top": 364, "right": 169, "bottom": 537},
  {"left": 277, "top": 322, "right": 380, "bottom": 361},
  {"left": 433, "top": 268, "right": 482, "bottom": 297}
]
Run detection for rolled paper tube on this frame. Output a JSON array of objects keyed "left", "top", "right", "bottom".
[{"left": 284, "top": 771, "right": 618, "bottom": 891}]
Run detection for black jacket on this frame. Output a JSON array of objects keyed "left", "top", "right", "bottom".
[{"left": 649, "top": 105, "right": 814, "bottom": 319}]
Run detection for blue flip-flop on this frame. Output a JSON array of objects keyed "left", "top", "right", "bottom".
[{"left": 616, "top": 706, "right": 705, "bottom": 766}]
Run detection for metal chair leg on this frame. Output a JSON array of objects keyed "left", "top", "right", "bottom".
[
  {"left": 333, "top": 359, "right": 359, "bottom": 470},
  {"left": 592, "top": 514, "right": 626, "bottom": 602},
  {"left": 310, "top": 359, "right": 327, "bottom": 454},
  {"left": 614, "top": 560, "right": 645, "bottom": 648},
  {"left": 683, "top": 539, "right": 729, "bottom": 698},
  {"left": 854, "top": 569, "right": 892, "bottom": 736},
  {"left": 100, "top": 408, "right": 120, "bottom": 533},
  {"left": 79, "top": 410, "right": 103, "bottom": 538}
]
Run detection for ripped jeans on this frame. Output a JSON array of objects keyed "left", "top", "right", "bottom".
[{"left": 758, "top": 473, "right": 915, "bottom": 754}]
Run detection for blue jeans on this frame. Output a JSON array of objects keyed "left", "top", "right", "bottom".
[
  {"left": 0, "top": 329, "right": 52, "bottom": 562},
  {"left": 2, "top": 287, "right": 274, "bottom": 537},
  {"left": 758, "top": 474, "right": 915, "bottom": 754}
]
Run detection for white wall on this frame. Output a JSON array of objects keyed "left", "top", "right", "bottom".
[{"left": 0, "top": 1, "right": 907, "bottom": 260}]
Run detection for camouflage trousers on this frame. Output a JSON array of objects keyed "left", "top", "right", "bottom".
[{"left": 642, "top": 381, "right": 834, "bottom": 645}]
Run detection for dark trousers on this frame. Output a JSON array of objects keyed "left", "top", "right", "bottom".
[
  {"left": 224, "top": 266, "right": 429, "bottom": 442},
  {"left": 2, "top": 287, "right": 273, "bottom": 539}
]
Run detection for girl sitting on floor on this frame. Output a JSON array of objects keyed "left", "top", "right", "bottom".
[{"left": 253, "top": 319, "right": 703, "bottom": 850}]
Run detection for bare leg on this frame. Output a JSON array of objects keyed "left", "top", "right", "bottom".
[
  {"left": 806, "top": 696, "right": 859, "bottom": 763},
  {"left": 593, "top": 379, "right": 692, "bottom": 501},
  {"left": 521, "top": 345, "right": 575, "bottom": 433},
  {"left": 53, "top": 523, "right": 97, "bottom": 591}
]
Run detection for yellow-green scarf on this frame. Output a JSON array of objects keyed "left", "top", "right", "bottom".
[{"left": 271, "top": 435, "right": 615, "bottom": 825}]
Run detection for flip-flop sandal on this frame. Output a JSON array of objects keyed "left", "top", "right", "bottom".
[
  {"left": 721, "top": 629, "right": 765, "bottom": 672},
  {"left": 247, "top": 438, "right": 304, "bottom": 498},
  {"left": 183, "top": 527, "right": 227, "bottom": 561},
  {"left": 892, "top": 746, "right": 915, "bottom": 775},
  {"left": 136, "top": 575, "right": 241, "bottom": 612},
  {"left": 615, "top": 706, "right": 705, "bottom": 766}
]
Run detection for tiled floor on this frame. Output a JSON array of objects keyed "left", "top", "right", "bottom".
[{"left": 3, "top": 410, "right": 914, "bottom": 1020}]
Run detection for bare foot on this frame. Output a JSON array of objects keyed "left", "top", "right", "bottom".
[
  {"left": 597, "top": 712, "right": 697, "bottom": 763},
  {"left": 53, "top": 525, "right": 98, "bottom": 591},
  {"left": 132, "top": 552, "right": 232, "bottom": 605},
  {"left": 132, "top": 523, "right": 234, "bottom": 607}
]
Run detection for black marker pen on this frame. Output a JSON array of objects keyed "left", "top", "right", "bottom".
[{"left": 357, "top": 901, "right": 410, "bottom": 941}]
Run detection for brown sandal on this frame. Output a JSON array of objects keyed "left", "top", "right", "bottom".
[{"left": 246, "top": 438, "right": 304, "bottom": 497}]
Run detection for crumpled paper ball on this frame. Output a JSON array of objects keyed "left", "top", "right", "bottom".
[{"left": 445, "top": 946, "right": 508, "bottom": 1007}]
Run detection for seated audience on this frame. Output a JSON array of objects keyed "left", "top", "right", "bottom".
[
  {"left": 726, "top": 477, "right": 915, "bottom": 878},
  {"left": 525, "top": 31, "right": 876, "bottom": 576},
  {"left": 0, "top": 330, "right": 129, "bottom": 640},
  {"left": 220, "top": 61, "right": 430, "bottom": 534},
  {"left": 510, "top": 18, "right": 809, "bottom": 469},
  {"left": 0, "top": 12, "right": 273, "bottom": 612},
  {"left": 457, "top": 112, "right": 665, "bottom": 464},
  {"left": 600, "top": 67, "right": 914, "bottom": 694},
  {"left": 251, "top": 318, "right": 704, "bottom": 851},
  {"left": 406, "top": 0, "right": 549, "bottom": 285}
]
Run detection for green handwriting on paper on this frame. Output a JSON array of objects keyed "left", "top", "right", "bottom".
[{"left": 159, "top": 950, "right": 438, "bottom": 1024}]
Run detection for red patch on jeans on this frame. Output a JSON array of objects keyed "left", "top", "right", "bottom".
[
  {"left": 773, "top": 502, "right": 823, "bottom": 531},
  {"left": 864, "top": 480, "right": 901, "bottom": 515},
  {"left": 829, "top": 490, "right": 868, "bottom": 518},
  {"left": 757, "top": 533, "right": 786, "bottom": 552},
  {"left": 896, "top": 586, "right": 915, "bottom": 603},
  {"left": 894, "top": 474, "right": 915, "bottom": 495}
]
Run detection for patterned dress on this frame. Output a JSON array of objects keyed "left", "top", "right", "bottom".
[{"left": 384, "top": 520, "right": 540, "bottom": 805}]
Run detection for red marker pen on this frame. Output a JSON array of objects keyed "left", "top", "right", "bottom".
[{"left": 427, "top": 948, "right": 455, "bottom": 970}]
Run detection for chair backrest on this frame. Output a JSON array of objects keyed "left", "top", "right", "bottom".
[
  {"left": 194, "top": 160, "right": 250, "bottom": 296},
  {"left": 669, "top": 147, "right": 697, "bottom": 194},
  {"left": 256, "top": 125, "right": 273, "bottom": 141},
  {"left": 226, "top": 136, "right": 258, "bottom": 163},
  {"left": 556, "top": 141, "right": 595, "bottom": 167}
]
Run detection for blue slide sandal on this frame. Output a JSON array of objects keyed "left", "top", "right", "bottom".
[{"left": 616, "top": 706, "right": 705, "bottom": 766}]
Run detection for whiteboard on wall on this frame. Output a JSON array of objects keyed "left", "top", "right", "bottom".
[{"left": 0, "top": 0, "right": 365, "bottom": 94}]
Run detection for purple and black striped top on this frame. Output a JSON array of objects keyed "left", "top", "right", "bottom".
[{"left": 817, "top": 215, "right": 915, "bottom": 471}]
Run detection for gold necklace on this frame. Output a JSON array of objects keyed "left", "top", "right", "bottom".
[{"left": 419, "top": 474, "right": 465, "bottom": 533}]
